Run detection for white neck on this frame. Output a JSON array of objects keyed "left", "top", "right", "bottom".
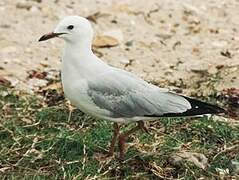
[
  {"left": 65, "top": 36, "right": 92, "bottom": 53},
  {"left": 62, "top": 41, "right": 109, "bottom": 80}
]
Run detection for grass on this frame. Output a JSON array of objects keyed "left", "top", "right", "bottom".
[{"left": 0, "top": 85, "right": 238, "bottom": 179}]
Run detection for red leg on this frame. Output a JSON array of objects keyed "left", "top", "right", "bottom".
[
  {"left": 118, "top": 121, "right": 148, "bottom": 161},
  {"left": 108, "top": 123, "right": 120, "bottom": 156},
  {"left": 138, "top": 121, "right": 150, "bottom": 134},
  {"left": 118, "top": 126, "right": 141, "bottom": 161},
  {"left": 118, "top": 134, "right": 126, "bottom": 161}
]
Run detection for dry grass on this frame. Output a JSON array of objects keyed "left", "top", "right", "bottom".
[{"left": 0, "top": 85, "right": 238, "bottom": 179}]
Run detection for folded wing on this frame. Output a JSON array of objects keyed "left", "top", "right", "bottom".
[{"left": 87, "top": 68, "right": 224, "bottom": 118}]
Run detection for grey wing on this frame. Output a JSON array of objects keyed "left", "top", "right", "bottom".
[{"left": 87, "top": 69, "right": 191, "bottom": 118}]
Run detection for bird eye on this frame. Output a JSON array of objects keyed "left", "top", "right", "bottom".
[{"left": 67, "top": 25, "right": 74, "bottom": 30}]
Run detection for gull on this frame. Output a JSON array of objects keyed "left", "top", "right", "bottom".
[{"left": 39, "top": 16, "right": 225, "bottom": 160}]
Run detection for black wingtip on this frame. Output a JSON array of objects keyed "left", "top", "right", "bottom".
[
  {"left": 183, "top": 96, "right": 226, "bottom": 115},
  {"left": 145, "top": 96, "right": 226, "bottom": 118}
]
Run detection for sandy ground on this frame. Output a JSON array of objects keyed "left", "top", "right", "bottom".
[{"left": 0, "top": 0, "right": 239, "bottom": 96}]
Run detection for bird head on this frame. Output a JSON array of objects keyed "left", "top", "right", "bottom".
[{"left": 39, "top": 16, "right": 93, "bottom": 45}]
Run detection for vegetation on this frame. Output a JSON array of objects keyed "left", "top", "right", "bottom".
[{"left": 0, "top": 86, "right": 238, "bottom": 179}]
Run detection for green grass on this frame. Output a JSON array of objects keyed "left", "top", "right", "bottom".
[{"left": 0, "top": 85, "right": 238, "bottom": 179}]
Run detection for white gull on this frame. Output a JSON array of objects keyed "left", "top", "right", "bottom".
[{"left": 39, "top": 16, "right": 224, "bottom": 160}]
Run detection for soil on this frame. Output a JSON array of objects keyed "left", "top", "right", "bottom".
[{"left": 0, "top": 0, "right": 238, "bottom": 97}]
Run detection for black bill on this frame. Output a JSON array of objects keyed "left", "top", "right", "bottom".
[{"left": 38, "top": 32, "right": 66, "bottom": 42}]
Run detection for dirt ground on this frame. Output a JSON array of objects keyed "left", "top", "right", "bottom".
[{"left": 0, "top": 0, "right": 238, "bottom": 97}]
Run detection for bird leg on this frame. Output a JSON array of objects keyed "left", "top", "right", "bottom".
[
  {"left": 137, "top": 121, "right": 150, "bottom": 134},
  {"left": 118, "top": 121, "right": 148, "bottom": 161},
  {"left": 107, "top": 123, "right": 120, "bottom": 156}
]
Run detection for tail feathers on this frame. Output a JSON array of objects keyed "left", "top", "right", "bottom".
[{"left": 148, "top": 96, "right": 225, "bottom": 118}]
